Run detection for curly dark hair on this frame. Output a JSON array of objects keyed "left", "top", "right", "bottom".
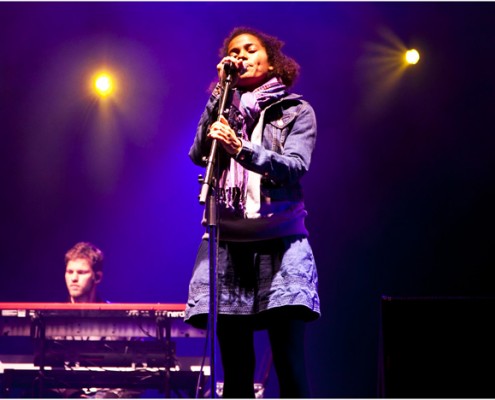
[
  {"left": 220, "top": 27, "right": 300, "bottom": 88},
  {"left": 65, "top": 242, "right": 104, "bottom": 273}
]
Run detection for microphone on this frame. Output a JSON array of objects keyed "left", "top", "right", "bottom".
[{"left": 223, "top": 60, "right": 247, "bottom": 76}]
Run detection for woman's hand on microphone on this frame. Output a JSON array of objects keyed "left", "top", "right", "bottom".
[
  {"left": 216, "top": 56, "right": 245, "bottom": 85},
  {"left": 208, "top": 116, "right": 242, "bottom": 156}
]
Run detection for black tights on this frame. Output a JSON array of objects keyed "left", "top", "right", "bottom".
[{"left": 217, "top": 316, "right": 310, "bottom": 398}]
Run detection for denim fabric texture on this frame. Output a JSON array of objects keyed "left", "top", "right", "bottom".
[
  {"left": 189, "top": 91, "right": 317, "bottom": 206},
  {"left": 185, "top": 236, "right": 320, "bottom": 329}
]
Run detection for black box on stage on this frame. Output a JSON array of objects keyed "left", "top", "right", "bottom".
[{"left": 379, "top": 296, "right": 495, "bottom": 398}]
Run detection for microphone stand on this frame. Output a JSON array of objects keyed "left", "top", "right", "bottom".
[{"left": 198, "top": 71, "right": 235, "bottom": 398}]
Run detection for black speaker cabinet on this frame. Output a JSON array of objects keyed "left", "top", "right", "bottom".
[{"left": 380, "top": 296, "right": 495, "bottom": 398}]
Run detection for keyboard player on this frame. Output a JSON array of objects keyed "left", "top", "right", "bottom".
[
  {"left": 58, "top": 242, "right": 137, "bottom": 398},
  {"left": 1, "top": 243, "right": 187, "bottom": 398}
]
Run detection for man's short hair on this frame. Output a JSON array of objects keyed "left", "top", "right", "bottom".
[{"left": 65, "top": 242, "right": 104, "bottom": 273}]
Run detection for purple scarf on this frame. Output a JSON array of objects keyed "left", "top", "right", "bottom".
[{"left": 218, "top": 77, "right": 287, "bottom": 216}]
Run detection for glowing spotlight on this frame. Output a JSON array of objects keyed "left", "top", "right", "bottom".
[
  {"left": 94, "top": 74, "right": 113, "bottom": 97},
  {"left": 405, "top": 49, "right": 420, "bottom": 65}
]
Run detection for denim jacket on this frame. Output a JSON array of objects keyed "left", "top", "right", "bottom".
[
  {"left": 189, "top": 91, "right": 317, "bottom": 202},
  {"left": 189, "top": 89, "right": 317, "bottom": 240}
]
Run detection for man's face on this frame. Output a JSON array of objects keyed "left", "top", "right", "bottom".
[{"left": 65, "top": 258, "right": 99, "bottom": 303}]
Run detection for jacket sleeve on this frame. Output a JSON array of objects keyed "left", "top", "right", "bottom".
[
  {"left": 234, "top": 101, "right": 317, "bottom": 185},
  {"left": 188, "top": 84, "right": 222, "bottom": 166}
]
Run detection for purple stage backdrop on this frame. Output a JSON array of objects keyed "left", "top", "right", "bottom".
[{"left": 1, "top": 2, "right": 495, "bottom": 397}]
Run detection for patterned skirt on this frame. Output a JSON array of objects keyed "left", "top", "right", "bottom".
[{"left": 184, "top": 235, "right": 321, "bottom": 330}]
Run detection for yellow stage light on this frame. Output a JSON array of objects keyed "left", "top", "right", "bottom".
[
  {"left": 405, "top": 49, "right": 420, "bottom": 65},
  {"left": 94, "top": 74, "right": 113, "bottom": 97}
]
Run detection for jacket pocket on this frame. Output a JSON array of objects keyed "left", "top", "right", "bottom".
[{"left": 266, "top": 111, "right": 297, "bottom": 151}]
